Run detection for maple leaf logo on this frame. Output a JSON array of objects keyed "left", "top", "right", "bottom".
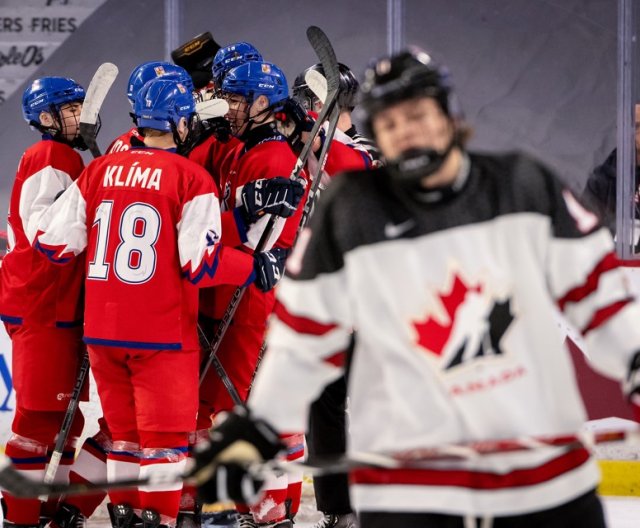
[{"left": 414, "top": 273, "right": 482, "bottom": 356}]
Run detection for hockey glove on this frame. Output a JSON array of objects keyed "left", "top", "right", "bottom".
[
  {"left": 253, "top": 248, "right": 289, "bottom": 292},
  {"left": 240, "top": 177, "right": 305, "bottom": 224},
  {"left": 190, "top": 408, "right": 284, "bottom": 505}
]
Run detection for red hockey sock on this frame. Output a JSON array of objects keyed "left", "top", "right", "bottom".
[
  {"left": 4, "top": 434, "right": 48, "bottom": 525},
  {"left": 138, "top": 431, "right": 188, "bottom": 525},
  {"left": 283, "top": 433, "right": 305, "bottom": 518},
  {"left": 107, "top": 438, "right": 140, "bottom": 509}
]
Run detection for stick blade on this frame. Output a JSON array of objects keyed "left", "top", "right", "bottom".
[
  {"left": 80, "top": 62, "right": 119, "bottom": 126},
  {"left": 304, "top": 69, "right": 328, "bottom": 104},
  {"left": 196, "top": 98, "right": 229, "bottom": 120},
  {"left": 306, "top": 26, "right": 339, "bottom": 93}
]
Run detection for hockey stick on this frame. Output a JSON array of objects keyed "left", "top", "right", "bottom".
[
  {"left": 42, "top": 352, "right": 91, "bottom": 486},
  {"left": 305, "top": 69, "right": 328, "bottom": 104},
  {"left": 195, "top": 98, "right": 229, "bottom": 120},
  {"left": 41, "top": 65, "right": 118, "bottom": 486},
  {"left": 295, "top": 74, "right": 342, "bottom": 240},
  {"left": 197, "top": 324, "right": 243, "bottom": 406},
  {"left": 199, "top": 26, "right": 342, "bottom": 386},
  {"left": 79, "top": 62, "right": 119, "bottom": 158},
  {"left": 3, "top": 427, "right": 639, "bottom": 499}
]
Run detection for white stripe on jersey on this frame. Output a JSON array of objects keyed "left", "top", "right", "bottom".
[{"left": 20, "top": 165, "right": 74, "bottom": 243}]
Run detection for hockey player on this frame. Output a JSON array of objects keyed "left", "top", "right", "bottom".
[
  {"left": 293, "top": 62, "right": 381, "bottom": 167},
  {"left": 291, "top": 63, "right": 382, "bottom": 528},
  {"left": 186, "top": 41, "right": 264, "bottom": 190},
  {"left": 190, "top": 48, "right": 640, "bottom": 528},
  {"left": 33, "top": 77, "right": 300, "bottom": 528},
  {"left": 195, "top": 61, "right": 311, "bottom": 528},
  {"left": 105, "top": 61, "right": 195, "bottom": 155},
  {"left": 0, "top": 77, "right": 88, "bottom": 528}
]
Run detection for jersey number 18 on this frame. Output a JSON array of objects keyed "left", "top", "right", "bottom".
[{"left": 87, "top": 200, "right": 161, "bottom": 284}]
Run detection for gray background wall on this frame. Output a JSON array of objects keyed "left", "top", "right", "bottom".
[{"left": 0, "top": 0, "right": 616, "bottom": 217}]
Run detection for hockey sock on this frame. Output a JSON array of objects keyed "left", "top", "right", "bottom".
[
  {"left": 64, "top": 418, "right": 112, "bottom": 517},
  {"left": 283, "top": 433, "right": 305, "bottom": 518},
  {"left": 107, "top": 438, "right": 141, "bottom": 510},
  {"left": 178, "top": 429, "right": 209, "bottom": 516},
  {"left": 248, "top": 472, "right": 288, "bottom": 525},
  {"left": 138, "top": 431, "right": 189, "bottom": 526},
  {"left": 4, "top": 408, "right": 77, "bottom": 524},
  {"left": 4, "top": 433, "right": 48, "bottom": 524}
]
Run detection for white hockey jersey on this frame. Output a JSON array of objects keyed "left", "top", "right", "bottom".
[{"left": 249, "top": 152, "right": 640, "bottom": 517}]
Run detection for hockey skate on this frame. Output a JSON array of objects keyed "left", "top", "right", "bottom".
[
  {"left": 107, "top": 504, "right": 139, "bottom": 528},
  {"left": 311, "top": 513, "right": 358, "bottom": 528},
  {"left": 140, "top": 509, "right": 175, "bottom": 528},
  {"left": 45, "top": 503, "right": 86, "bottom": 528}
]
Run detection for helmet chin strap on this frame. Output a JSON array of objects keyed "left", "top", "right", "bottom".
[
  {"left": 238, "top": 104, "right": 273, "bottom": 140},
  {"left": 387, "top": 136, "right": 457, "bottom": 192}
]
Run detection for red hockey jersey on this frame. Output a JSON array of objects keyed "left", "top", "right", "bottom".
[
  {"left": 105, "top": 127, "right": 144, "bottom": 155},
  {"left": 35, "top": 147, "right": 254, "bottom": 350},
  {"left": 201, "top": 123, "right": 308, "bottom": 321},
  {"left": 0, "top": 138, "right": 85, "bottom": 327},
  {"left": 188, "top": 134, "right": 241, "bottom": 191}
]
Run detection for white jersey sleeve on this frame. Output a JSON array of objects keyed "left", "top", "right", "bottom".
[{"left": 34, "top": 180, "right": 87, "bottom": 263}]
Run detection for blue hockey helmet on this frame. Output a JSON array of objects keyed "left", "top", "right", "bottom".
[
  {"left": 134, "top": 77, "right": 196, "bottom": 132},
  {"left": 22, "top": 76, "right": 85, "bottom": 125},
  {"left": 127, "top": 61, "right": 194, "bottom": 105},
  {"left": 212, "top": 42, "right": 263, "bottom": 87},
  {"left": 222, "top": 61, "right": 288, "bottom": 111}
]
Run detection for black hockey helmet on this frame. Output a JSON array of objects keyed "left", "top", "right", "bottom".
[
  {"left": 292, "top": 62, "right": 359, "bottom": 111},
  {"left": 171, "top": 32, "right": 222, "bottom": 90},
  {"left": 358, "top": 47, "right": 460, "bottom": 134}
]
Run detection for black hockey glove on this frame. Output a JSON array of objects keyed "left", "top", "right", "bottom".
[
  {"left": 190, "top": 408, "right": 284, "bottom": 505},
  {"left": 253, "top": 248, "right": 289, "bottom": 292},
  {"left": 241, "top": 177, "right": 305, "bottom": 224}
]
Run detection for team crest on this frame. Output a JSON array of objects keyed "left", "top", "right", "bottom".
[
  {"left": 261, "top": 63, "right": 271, "bottom": 74},
  {"left": 154, "top": 66, "right": 166, "bottom": 76},
  {"left": 412, "top": 270, "right": 515, "bottom": 370},
  {"left": 177, "top": 83, "right": 186, "bottom": 93}
]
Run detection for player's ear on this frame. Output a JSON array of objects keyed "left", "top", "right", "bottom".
[
  {"left": 39, "top": 111, "right": 55, "bottom": 127},
  {"left": 255, "top": 95, "right": 269, "bottom": 112},
  {"left": 176, "top": 117, "right": 189, "bottom": 140}
]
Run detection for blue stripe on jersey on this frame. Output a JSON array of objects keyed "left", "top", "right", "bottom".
[
  {"left": 184, "top": 246, "right": 220, "bottom": 285},
  {"left": 233, "top": 207, "right": 249, "bottom": 243},
  {"left": 56, "top": 320, "right": 83, "bottom": 328},
  {"left": 83, "top": 336, "right": 182, "bottom": 350},
  {"left": 0, "top": 315, "right": 23, "bottom": 325},
  {"left": 34, "top": 239, "right": 73, "bottom": 264},
  {"left": 9, "top": 456, "right": 48, "bottom": 464},
  {"left": 352, "top": 145, "right": 372, "bottom": 168}
]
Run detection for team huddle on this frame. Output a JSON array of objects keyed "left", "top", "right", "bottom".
[
  {"left": 3, "top": 26, "right": 640, "bottom": 528},
  {"left": 1, "top": 31, "right": 376, "bottom": 528}
]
